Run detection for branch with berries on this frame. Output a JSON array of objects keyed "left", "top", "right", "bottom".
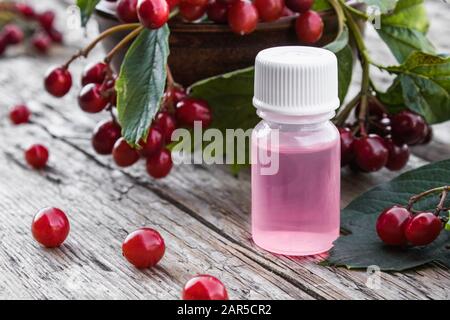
[{"left": 39, "top": 0, "right": 449, "bottom": 180}]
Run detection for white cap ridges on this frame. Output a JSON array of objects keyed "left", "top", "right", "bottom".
[{"left": 253, "top": 46, "right": 339, "bottom": 116}]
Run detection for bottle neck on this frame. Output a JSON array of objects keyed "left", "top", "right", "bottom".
[{"left": 257, "top": 110, "right": 335, "bottom": 126}]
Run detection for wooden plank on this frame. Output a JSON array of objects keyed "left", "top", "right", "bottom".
[{"left": 0, "top": 115, "right": 313, "bottom": 300}]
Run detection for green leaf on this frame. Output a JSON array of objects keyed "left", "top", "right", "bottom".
[
  {"left": 383, "top": 52, "right": 450, "bottom": 124},
  {"left": 116, "top": 26, "right": 170, "bottom": 145},
  {"left": 189, "top": 68, "right": 258, "bottom": 172},
  {"left": 327, "top": 159, "right": 450, "bottom": 271},
  {"left": 312, "top": 0, "right": 331, "bottom": 11},
  {"left": 361, "top": 0, "right": 398, "bottom": 14},
  {"left": 76, "top": 0, "right": 100, "bottom": 27},
  {"left": 376, "top": 0, "right": 434, "bottom": 62},
  {"left": 335, "top": 45, "right": 353, "bottom": 103}
]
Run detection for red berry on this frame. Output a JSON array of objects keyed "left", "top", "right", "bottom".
[
  {"left": 32, "top": 33, "right": 51, "bottom": 54},
  {"left": 285, "top": 0, "right": 313, "bottom": 13},
  {"left": 369, "top": 116, "right": 392, "bottom": 137},
  {"left": 38, "top": 11, "right": 55, "bottom": 31},
  {"left": 384, "top": 138, "right": 410, "bottom": 171},
  {"left": 92, "top": 120, "right": 122, "bottom": 155},
  {"left": 32, "top": 207, "right": 70, "bottom": 248},
  {"left": 228, "top": 1, "right": 259, "bottom": 35},
  {"left": 419, "top": 125, "right": 433, "bottom": 145},
  {"left": 376, "top": 206, "right": 411, "bottom": 246},
  {"left": 9, "top": 104, "right": 30, "bottom": 125},
  {"left": 253, "top": 0, "right": 284, "bottom": 22},
  {"left": 139, "top": 126, "right": 164, "bottom": 157},
  {"left": 281, "top": 6, "right": 295, "bottom": 17},
  {"left": 181, "top": 0, "right": 209, "bottom": 5},
  {"left": 146, "top": 148, "right": 173, "bottom": 178},
  {"left": 405, "top": 212, "right": 442, "bottom": 246},
  {"left": 44, "top": 67, "right": 72, "bottom": 98},
  {"left": 122, "top": 228, "right": 165, "bottom": 268},
  {"left": 353, "top": 134, "right": 388, "bottom": 172},
  {"left": 164, "top": 86, "right": 188, "bottom": 105},
  {"left": 390, "top": 110, "right": 427, "bottom": 145},
  {"left": 117, "top": 0, "right": 139, "bottom": 22},
  {"left": 167, "top": 0, "right": 180, "bottom": 10},
  {"left": 137, "top": 0, "right": 170, "bottom": 29},
  {"left": 81, "top": 62, "right": 108, "bottom": 86},
  {"left": 295, "top": 10, "right": 323, "bottom": 44},
  {"left": 78, "top": 84, "right": 109, "bottom": 113},
  {"left": 338, "top": 127, "right": 354, "bottom": 167},
  {"left": 15, "top": 3, "right": 35, "bottom": 19},
  {"left": 179, "top": 2, "right": 207, "bottom": 21},
  {"left": 0, "top": 37, "right": 6, "bottom": 56},
  {"left": 154, "top": 112, "right": 177, "bottom": 143},
  {"left": 113, "top": 138, "right": 140, "bottom": 167},
  {"left": 207, "top": 0, "right": 229, "bottom": 24},
  {"left": 355, "top": 99, "right": 387, "bottom": 120},
  {"left": 176, "top": 98, "right": 212, "bottom": 128},
  {"left": 2, "top": 24, "right": 24, "bottom": 45},
  {"left": 182, "top": 275, "right": 229, "bottom": 300},
  {"left": 25, "top": 144, "right": 49, "bottom": 169},
  {"left": 47, "top": 28, "right": 63, "bottom": 43}
]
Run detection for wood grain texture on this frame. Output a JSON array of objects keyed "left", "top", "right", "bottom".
[{"left": 0, "top": 0, "right": 448, "bottom": 300}]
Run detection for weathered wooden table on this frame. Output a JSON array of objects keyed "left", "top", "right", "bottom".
[{"left": 0, "top": 0, "right": 449, "bottom": 300}]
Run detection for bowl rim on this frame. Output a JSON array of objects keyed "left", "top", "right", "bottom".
[{"left": 94, "top": 0, "right": 365, "bottom": 33}]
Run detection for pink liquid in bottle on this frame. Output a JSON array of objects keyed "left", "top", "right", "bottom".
[{"left": 252, "top": 136, "right": 340, "bottom": 255}]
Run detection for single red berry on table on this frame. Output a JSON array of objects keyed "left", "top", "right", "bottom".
[
  {"left": 285, "top": 0, "right": 313, "bottom": 13},
  {"left": 207, "top": 0, "right": 229, "bottom": 24},
  {"left": 154, "top": 112, "right": 177, "bottom": 143},
  {"left": 92, "top": 120, "right": 122, "bottom": 155},
  {"left": 405, "top": 212, "right": 442, "bottom": 246},
  {"left": 113, "top": 138, "right": 140, "bottom": 167},
  {"left": 390, "top": 110, "right": 427, "bottom": 145},
  {"left": 25, "top": 144, "right": 49, "bottom": 169},
  {"left": 176, "top": 98, "right": 212, "bottom": 128},
  {"left": 31, "top": 33, "right": 51, "bottom": 54},
  {"left": 179, "top": 2, "right": 208, "bottom": 21},
  {"left": 253, "top": 0, "right": 284, "bottom": 22},
  {"left": 2, "top": 24, "right": 24, "bottom": 45},
  {"left": 139, "top": 126, "right": 164, "bottom": 157},
  {"left": 295, "top": 10, "right": 323, "bottom": 44},
  {"left": 122, "top": 228, "right": 165, "bottom": 268},
  {"left": 9, "top": 104, "right": 30, "bottom": 125},
  {"left": 338, "top": 127, "right": 354, "bottom": 167},
  {"left": 376, "top": 205, "right": 411, "bottom": 246},
  {"left": 137, "top": 0, "right": 170, "bottom": 29},
  {"left": 15, "top": 3, "right": 35, "bottom": 19},
  {"left": 146, "top": 148, "right": 173, "bottom": 178},
  {"left": 81, "top": 62, "right": 108, "bottom": 86},
  {"left": 182, "top": 275, "right": 229, "bottom": 300},
  {"left": 44, "top": 66, "right": 72, "bottom": 97},
  {"left": 78, "top": 83, "right": 109, "bottom": 113},
  {"left": 38, "top": 11, "right": 55, "bottom": 31},
  {"left": 384, "top": 138, "right": 410, "bottom": 171},
  {"left": 117, "top": 0, "right": 139, "bottom": 22},
  {"left": 228, "top": 1, "right": 259, "bottom": 35},
  {"left": 32, "top": 207, "right": 70, "bottom": 248},
  {"left": 353, "top": 134, "right": 388, "bottom": 172}
]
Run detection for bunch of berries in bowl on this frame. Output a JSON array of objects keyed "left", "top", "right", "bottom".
[
  {"left": 44, "top": 61, "right": 212, "bottom": 179},
  {"left": 0, "top": 2, "right": 63, "bottom": 56},
  {"left": 339, "top": 96, "right": 432, "bottom": 173}
]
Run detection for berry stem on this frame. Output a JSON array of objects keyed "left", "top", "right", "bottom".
[
  {"left": 327, "top": 0, "right": 346, "bottom": 38},
  {"left": 334, "top": 92, "right": 361, "bottom": 126},
  {"left": 63, "top": 23, "right": 141, "bottom": 68},
  {"left": 435, "top": 189, "right": 449, "bottom": 216},
  {"left": 407, "top": 186, "right": 450, "bottom": 212},
  {"left": 340, "top": 0, "right": 369, "bottom": 20},
  {"left": 104, "top": 25, "right": 144, "bottom": 64}
]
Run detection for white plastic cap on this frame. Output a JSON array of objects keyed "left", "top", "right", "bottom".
[{"left": 253, "top": 46, "right": 339, "bottom": 116}]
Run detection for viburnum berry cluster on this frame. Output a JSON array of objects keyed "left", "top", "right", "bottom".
[
  {"left": 45, "top": 58, "right": 212, "bottom": 179},
  {"left": 111, "top": 0, "right": 324, "bottom": 43},
  {"left": 30, "top": 206, "right": 228, "bottom": 299},
  {"left": 0, "top": 2, "right": 63, "bottom": 56},
  {"left": 338, "top": 96, "right": 431, "bottom": 173},
  {"left": 376, "top": 186, "right": 449, "bottom": 247}
]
